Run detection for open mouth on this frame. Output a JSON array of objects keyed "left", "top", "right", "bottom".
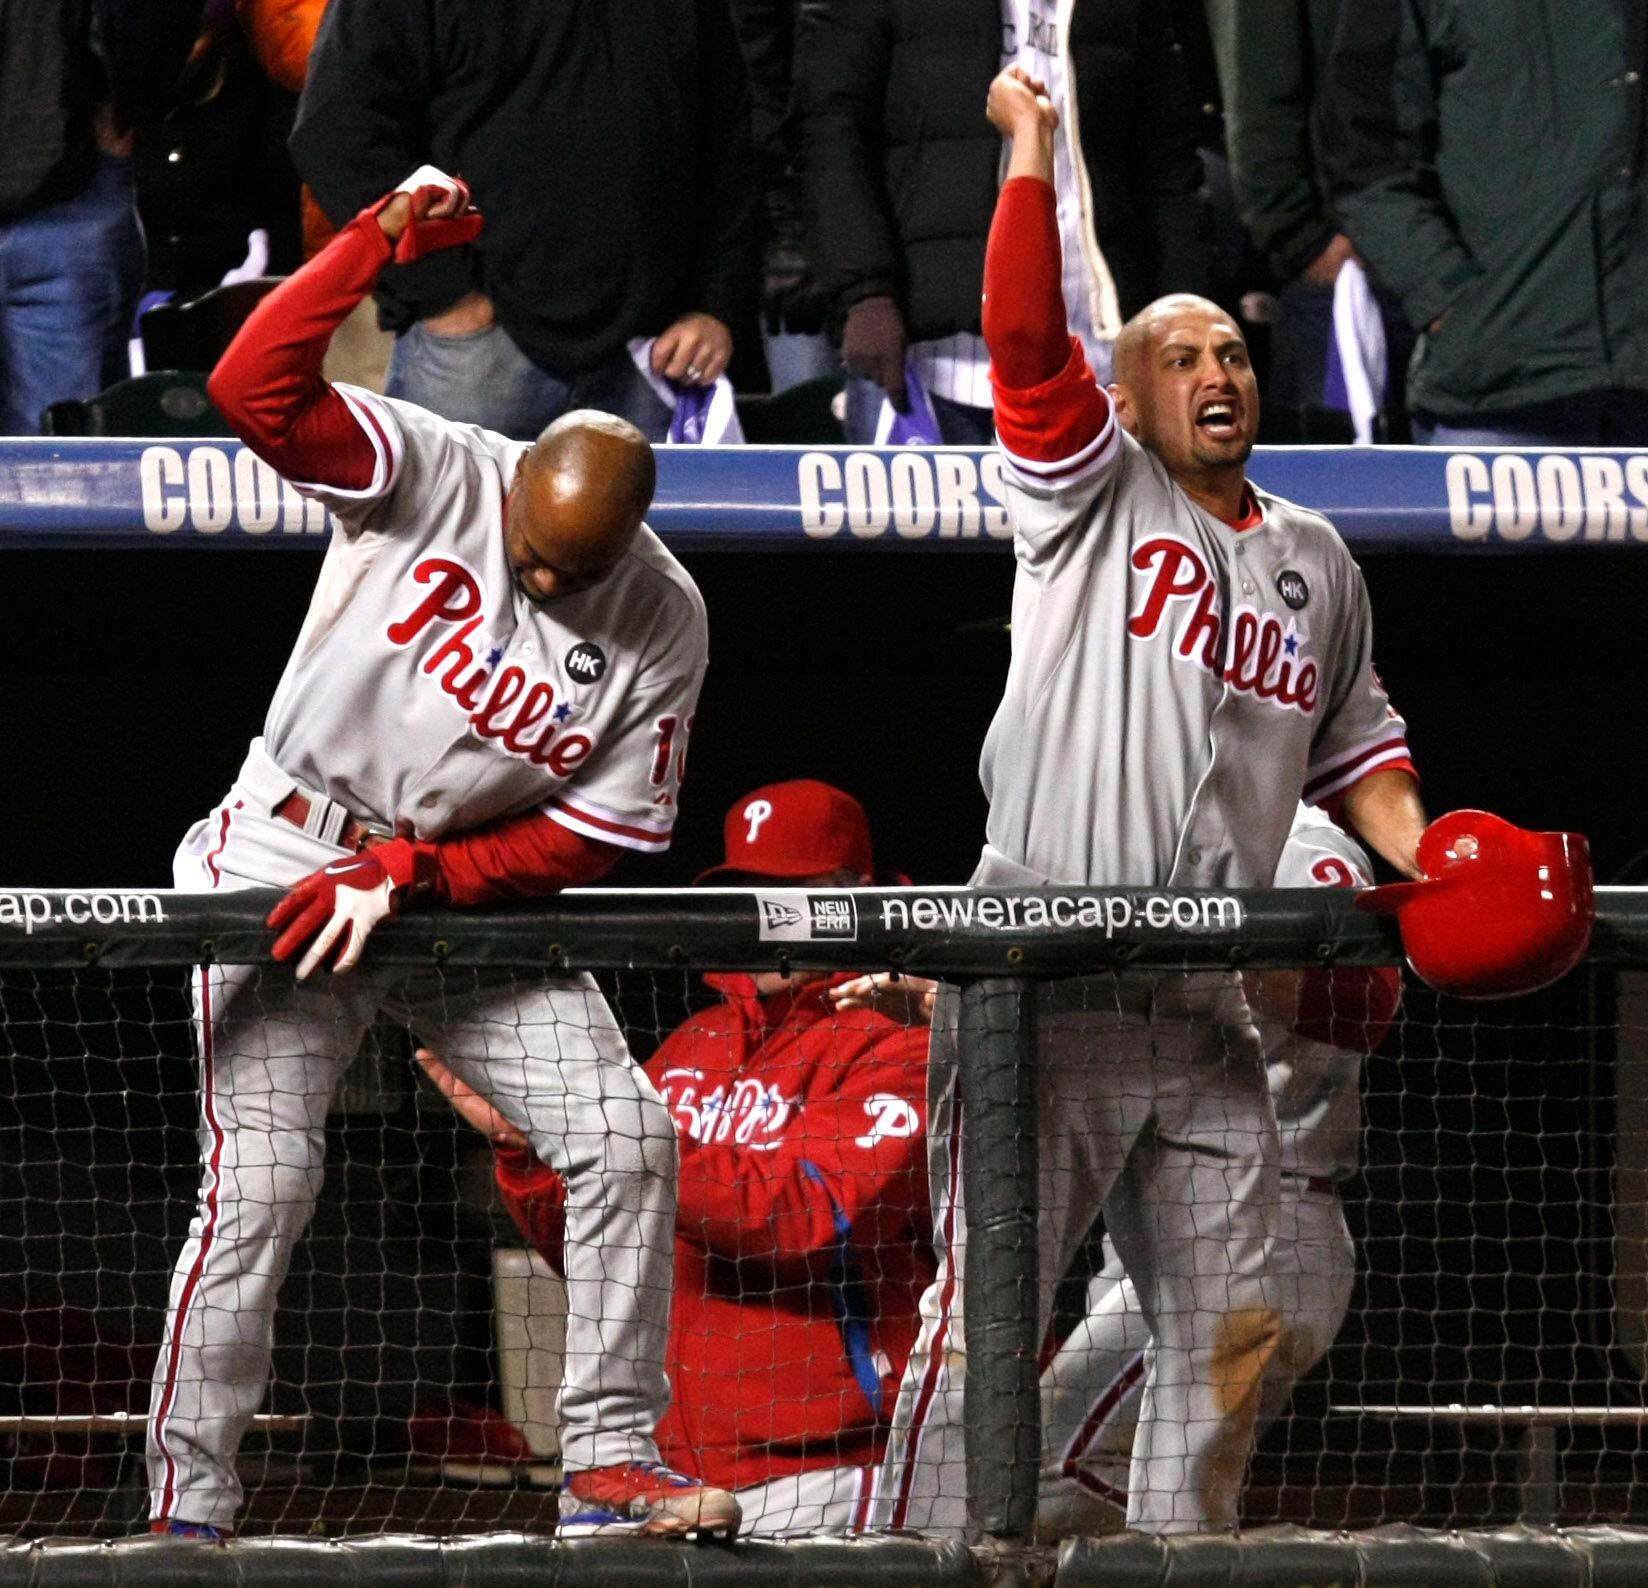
[{"left": 1195, "top": 401, "right": 1241, "bottom": 441}]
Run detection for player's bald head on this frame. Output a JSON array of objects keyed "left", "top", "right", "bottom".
[
  {"left": 1111, "top": 294, "right": 1241, "bottom": 390},
  {"left": 505, "top": 411, "right": 656, "bottom": 603},
  {"left": 521, "top": 410, "right": 655, "bottom": 552}
]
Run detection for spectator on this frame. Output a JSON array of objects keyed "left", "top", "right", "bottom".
[
  {"left": 288, "top": 0, "right": 759, "bottom": 442},
  {"left": 794, "top": 0, "right": 1210, "bottom": 445},
  {"left": 1321, "top": 0, "right": 1648, "bottom": 446},
  {"left": 131, "top": 0, "right": 303, "bottom": 297},
  {"left": 420, "top": 780, "right": 936, "bottom": 1536},
  {"left": 729, "top": 0, "right": 836, "bottom": 392},
  {"left": 1201, "top": 0, "right": 1413, "bottom": 440},
  {"left": 0, "top": 1, "right": 200, "bottom": 432},
  {"left": 235, "top": 0, "right": 334, "bottom": 260}
]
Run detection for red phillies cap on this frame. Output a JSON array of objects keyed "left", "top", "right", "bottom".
[{"left": 695, "top": 780, "right": 875, "bottom": 884}]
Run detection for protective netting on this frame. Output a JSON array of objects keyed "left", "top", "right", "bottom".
[{"left": 1, "top": 889, "right": 1646, "bottom": 1577}]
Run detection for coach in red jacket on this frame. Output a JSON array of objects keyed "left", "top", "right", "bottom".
[{"left": 420, "top": 780, "right": 936, "bottom": 1535}]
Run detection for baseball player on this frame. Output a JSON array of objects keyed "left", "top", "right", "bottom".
[
  {"left": 417, "top": 781, "right": 936, "bottom": 1535},
  {"left": 873, "top": 69, "right": 1427, "bottom": 1537},
  {"left": 1037, "top": 805, "right": 1402, "bottom": 1537},
  {"left": 146, "top": 170, "right": 738, "bottom": 1540}
]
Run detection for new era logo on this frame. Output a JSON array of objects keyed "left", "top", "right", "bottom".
[
  {"left": 754, "top": 892, "right": 860, "bottom": 943},
  {"left": 807, "top": 896, "right": 857, "bottom": 937}
]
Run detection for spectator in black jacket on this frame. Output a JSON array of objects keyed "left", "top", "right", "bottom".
[
  {"left": 1321, "top": 0, "right": 1648, "bottom": 445},
  {"left": 794, "top": 0, "right": 1209, "bottom": 445},
  {"left": 730, "top": 0, "right": 837, "bottom": 392},
  {"left": 289, "top": 0, "right": 759, "bottom": 442},
  {"left": 0, "top": 0, "right": 203, "bottom": 433}
]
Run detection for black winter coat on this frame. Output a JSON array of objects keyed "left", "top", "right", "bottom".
[
  {"left": 290, "top": 0, "right": 759, "bottom": 373},
  {"left": 793, "top": 0, "right": 1210, "bottom": 343}
]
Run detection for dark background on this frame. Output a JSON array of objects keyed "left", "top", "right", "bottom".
[
  {"left": 1, "top": 542, "right": 1645, "bottom": 1523},
  {"left": 1, "top": 546, "right": 1644, "bottom": 890}
]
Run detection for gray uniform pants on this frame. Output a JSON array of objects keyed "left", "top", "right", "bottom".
[
  {"left": 1037, "top": 1178, "right": 1354, "bottom": 1536},
  {"left": 148, "top": 748, "right": 677, "bottom": 1527},
  {"left": 874, "top": 974, "right": 1283, "bottom": 1536}
]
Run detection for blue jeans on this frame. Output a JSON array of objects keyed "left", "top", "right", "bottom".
[
  {"left": 1414, "top": 388, "right": 1648, "bottom": 447},
  {"left": 762, "top": 327, "right": 838, "bottom": 393},
  {"left": 0, "top": 155, "right": 145, "bottom": 433},
  {"left": 843, "top": 372, "right": 994, "bottom": 445},
  {"left": 386, "top": 318, "right": 673, "bottom": 441}
]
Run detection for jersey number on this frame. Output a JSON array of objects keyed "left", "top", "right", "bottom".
[{"left": 649, "top": 714, "right": 694, "bottom": 787}]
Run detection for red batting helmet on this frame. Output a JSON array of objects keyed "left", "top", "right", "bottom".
[{"left": 1357, "top": 810, "right": 1593, "bottom": 999}]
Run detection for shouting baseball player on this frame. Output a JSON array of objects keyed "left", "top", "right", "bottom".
[
  {"left": 1037, "top": 805, "right": 1402, "bottom": 1536},
  {"left": 874, "top": 69, "right": 1427, "bottom": 1537},
  {"left": 146, "top": 171, "right": 738, "bottom": 1539},
  {"left": 415, "top": 781, "right": 935, "bottom": 1535}
]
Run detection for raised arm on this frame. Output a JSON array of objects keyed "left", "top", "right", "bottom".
[
  {"left": 981, "top": 69, "right": 1117, "bottom": 519},
  {"left": 207, "top": 175, "right": 480, "bottom": 487}
]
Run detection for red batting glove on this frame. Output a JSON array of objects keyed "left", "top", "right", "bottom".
[{"left": 267, "top": 837, "right": 436, "bottom": 980}]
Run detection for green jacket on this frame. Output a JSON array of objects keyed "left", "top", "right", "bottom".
[
  {"left": 1320, "top": 0, "right": 1647, "bottom": 418},
  {"left": 1205, "top": 0, "right": 1347, "bottom": 281}
]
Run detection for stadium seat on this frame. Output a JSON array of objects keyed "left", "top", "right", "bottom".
[
  {"left": 139, "top": 277, "right": 284, "bottom": 374},
  {"left": 735, "top": 375, "right": 846, "bottom": 445},
  {"left": 40, "top": 371, "right": 228, "bottom": 437}
]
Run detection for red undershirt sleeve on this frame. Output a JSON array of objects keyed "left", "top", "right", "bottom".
[
  {"left": 983, "top": 176, "right": 1114, "bottom": 472},
  {"left": 206, "top": 212, "right": 392, "bottom": 489},
  {"left": 419, "top": 810, "right": 623, "bottom": 906}
]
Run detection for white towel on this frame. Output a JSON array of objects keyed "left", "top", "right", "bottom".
[{"left": 1330, "top": 259, "right": 1388, "bottom": 446}]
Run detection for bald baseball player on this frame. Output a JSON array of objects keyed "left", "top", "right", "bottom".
[
  {"left": 1037, "top": 806, "right": 1402, "bottom": 1537},
  {"left": 874, "top": 68, "right": 1426, "bottom": 1537},
  {"left": 147, "top": 170, "right": 738, "bottom": 1540}
]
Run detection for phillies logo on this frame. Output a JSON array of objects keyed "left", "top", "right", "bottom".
[
  {"left": 744, "top": 798, "right": 774, "bottom": 843},
  {"left": 661, "top": 1068, "right": 795, "bottom": 1146},
  {"left": 386, "top": 556, "right": 599, "bottom": 775},
  {"left": 855, "top": 1093, "right": 921, "bottom": 1149},
  {"left": 1128, "top": 536, "right": 1319, "bottom": 713}
]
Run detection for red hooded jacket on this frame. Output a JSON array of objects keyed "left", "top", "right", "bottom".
[{"left": 494, "top": 974, "right": 934, "bottom": 1490}]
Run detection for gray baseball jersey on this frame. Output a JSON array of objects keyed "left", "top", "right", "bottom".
[
  {"left": 265, "top": 385, "right": 707, "bottom": 852},
  {"left": 1266, "top": 804, "right": 1382, "bottom": 1182},
  {"left": 976, "top": 384, "right": 1409, "bottom": 890}
]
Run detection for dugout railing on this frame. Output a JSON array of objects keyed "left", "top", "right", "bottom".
[{"left": 3, "top": 882, "right": 1648, "bottom": 1587}]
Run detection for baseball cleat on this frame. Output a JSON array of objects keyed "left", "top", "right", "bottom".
[
  {"left": 559, "top": 1461, "right": 741, "bottom": 1538},
  {"left": 150, "top": 1519, "right": 232, "bottom": 1541}
]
